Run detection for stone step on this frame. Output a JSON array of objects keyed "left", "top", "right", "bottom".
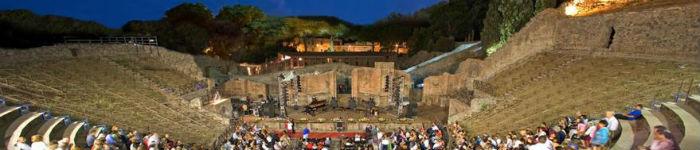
[
  {"left": 0, "top": 106, "right": 19, "bottom": 118},
  {"left": 36, "top": 117, "right": 65, "bottom": 144},
  {"left": 661, "top": 102, "right": 700, "bottom": 150},
  {"left": 686, "top": 95, "right": 700, "bottom": 118},
  {"left": 641, "top": 108, "right": 664, "bottom": 146},
  {"left": 4, "top": 112, "right": 42, "bottom": 150},
  {"left": 612, "top": 120, "right": 634, "bottom": 150},
  {"left": 62, "top": 121, "right": 85, "bottom": 147}
]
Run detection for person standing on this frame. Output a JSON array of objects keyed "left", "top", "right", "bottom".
[
  {"left": 303, "top": 128, "right": 310, "bottom": 141},
  {"left": 286, "top": 119, "right": 294, "bottom": 134}
]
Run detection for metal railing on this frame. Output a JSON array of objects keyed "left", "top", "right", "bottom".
[{"left": 63, "top": 36, "right": 158, "bottom": 45}]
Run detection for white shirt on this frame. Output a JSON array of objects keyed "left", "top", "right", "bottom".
[
  {"left": 15, "top": 142, "right": 31, "bottom": 150},
  {"left": 545, "top": 139, "right": 554, "bottom": 150},
  {"left": 605, "top": 117, "right": 619, "bottom": 131},
  {"left": 585, "top": 126, "right": 597, "bottom": 137},
  {"left": 381, "top": 138, "right": 390, "bottom": 145},
  {"left": 513, "top": 140, "right": 523, "bottom": 148},
  {"left": 30, "top": 142, "right": 47, "bottom": 150},
  {"left": 422, "top": 139, "right": 430, "bottom": 148},
  {"left": 148, "top": 135, "right": 160, "bottom": 147},
  {"left": 506, "top": 139, "right": 513, "bottom": 148},
  {"left": 528, "top": 143, "right": 552, "bottom": 150}
]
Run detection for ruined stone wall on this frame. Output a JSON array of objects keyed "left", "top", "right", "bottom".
[
  {"left": 429, "top": 3, "right": 700, "bottom": 102},
  {"left": 555, "top": 4, "right": 700, "bottom": 61},
  {"left": 455, "top": 9, "right": 561, "bottom": 81},
  {"left": 223, "top": 79, "right": 268, "bottom": 99},
  {"left": 289, "top": 71, "right": 338, "bottom": 105},
  {"left": 457, "top": 3, "right": 699, "bottom": 81},
  {"left": 420, "top": 4, "right": 700, "bottom": 120},
  {"left": 422, "top": 73, "right": 467, "bottom": 107},
  {"left": 351, "top": 62, "right": 412, "bottom": 107},
  {"left": 0, "top": 44, "right": 239, "bottom": 80},
  {"left": 447, "top": 99, "right": 471, "bottom": 124}
]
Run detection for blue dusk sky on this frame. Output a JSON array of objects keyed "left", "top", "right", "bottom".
[{"left": 0, "top": 0, "right": 442, "bottom": 28}]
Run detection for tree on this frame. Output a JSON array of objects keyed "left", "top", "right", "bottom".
[
  {"left": 481, "top": 0, "right": 561, "bottom": 55},
  {"left": 164, "top": 3, "right": 213, "bottom": 27},
  {"left": 0, "top": 9, "right": 115, "bottom": 48},
  {"left": 216, "top": 5, "right": 266, "bottom": 26},
  {"left": 156, "top": 3, "right": 214, "bottom": 54}
]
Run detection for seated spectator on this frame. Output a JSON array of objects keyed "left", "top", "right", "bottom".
[
  {"left": 591, "top": 120, "right": 610, "bottom": 150},
  {"left": 615, "top": 104, "right": 643, "bottom": 120},
  {"left": 14, "top": 136, "right": 31, "bottom": 150},
  {"left": 56, "top": 138, "right": 70, "bottom": 150},
  {"left": 605, "top": 111, "right": 620, "bottom": 138},
  {"left": 30, "top": 135, "right": 48, "bottom": 150},
  {"left": 528, "top": 136, "right": 551, "bottom": 150},
  {"left": 639, "top": 125, "right": 679, "bottom": 150}
]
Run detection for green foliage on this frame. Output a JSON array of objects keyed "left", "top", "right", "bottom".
[
  {"left": 216, "top": 5, "right": 266, "bottom": 25},
  {"left": 355, "top": 0, "right": 490, "bottom": 54},
  {"left": 0, "top": 9, "right": 116, "bottom": 48},
  {"left": 1, "top": 0, "right": 509, "bottom": 62},
  {"left": 481, "top": 0, "right": 561, "bottom": 56},
  {"left": 355, "top": 12, "right": 429, "bottom": 52},
  {"left": 164, "top": 3, "right": 213, "bottom": 27}
]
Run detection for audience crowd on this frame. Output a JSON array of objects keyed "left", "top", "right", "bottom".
[
  {"left": 13, "top": 102, "right": 680, "bottom": 150},
  {"left": 219, "top": 122, "right": 450, "bottom": 150},
  {"left": 13, "top": 125, "right": 202, "bottom": 150},
  {"left": 447, "top": 104, "right": 679, "bottom": 150}
]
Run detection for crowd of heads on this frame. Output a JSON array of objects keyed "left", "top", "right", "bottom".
[
  {"left": 215, "top": 103, "right": 684, "bottom": 150},
  {"left": 83, "top": 126, "right": 199, "bottom": 150},
  {"left": 13, "top": 126, "right": 202, "bottom": 150},
  {"left": 218, "top": 121, "right": 450, "bottom": 150},
  {"left": 363, "top": 123, "right": 448, "bottom": 150},
  {"left": 220, "top": 122, "right": 292, "bottom": 150},
  {"left": 449, "top": 111, "right": 618, "bottom": 150}
]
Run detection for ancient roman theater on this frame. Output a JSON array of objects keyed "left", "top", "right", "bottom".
[{"left": 0, "top": 0, "right": 699, "bottom": 149}]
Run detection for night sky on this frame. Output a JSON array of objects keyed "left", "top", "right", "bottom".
[{"left": 0, "top": 0, "right": 442, "bottom": 28}]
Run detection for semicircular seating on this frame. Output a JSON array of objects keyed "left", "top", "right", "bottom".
[
  {"left": 641, "top": 108, "right": 663, "bottom": 146},
  {"left": 660, "top": 101, "right": 700, "bottom": 150},
  {"left": 0, "top": 103, "right": 188, "bottom": 149},
  {"left": 611, "top": 120, "right": 634, "bottom": 150},
  {"left": 36, "top": 117, "right": 65, "bottom": 144},
  {"left": 4, "top": 111, "right": 42, "bottom": 150}
]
